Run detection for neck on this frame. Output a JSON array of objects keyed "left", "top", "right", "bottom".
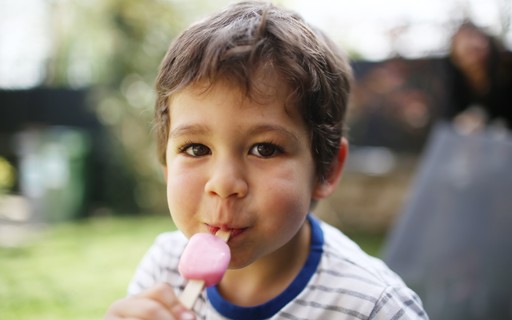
[{"left": 218, "top": 220, "right": 311, "bottom": 306}]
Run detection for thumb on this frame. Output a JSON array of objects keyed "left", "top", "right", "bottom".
[{"left": 139, "top": 283, "right": 196, "bottom": 319}]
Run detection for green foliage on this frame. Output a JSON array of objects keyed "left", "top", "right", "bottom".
[{"left": 0, "top": 156, "right": 15, "bottom": 194}]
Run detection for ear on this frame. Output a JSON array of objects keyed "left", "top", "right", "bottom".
[{"left": 312, "top": 138, "right": 348, "bottom": 200}]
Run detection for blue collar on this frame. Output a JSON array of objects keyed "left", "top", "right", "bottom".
[{"left": 206, "top": 214, "right": 324, "bottom": 320}]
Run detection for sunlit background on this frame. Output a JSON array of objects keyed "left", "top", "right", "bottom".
[
  {"left": 1, "top": 0, "right": 510, "bottom": 88},
  {"left": 1, "top": 0, "right": 511, "bottom": 319}
]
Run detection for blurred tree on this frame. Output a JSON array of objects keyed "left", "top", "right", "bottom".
[{"left": 44, "top": 0, "right": 231, "bottom": 214}]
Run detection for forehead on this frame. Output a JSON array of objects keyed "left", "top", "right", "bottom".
[
  {"left": 172, "top": 68, "right": 299, "bottom": 114},
  {"left": 167, "top": 75, "right": 308, "bottom": 138}
]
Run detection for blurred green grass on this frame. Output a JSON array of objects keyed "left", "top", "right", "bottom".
[
  {"left": 0, "top": 215, "right": 174, "bottom": 320},
  {"left": 0, "top": 215, "right": 384, "bottom": 319}
]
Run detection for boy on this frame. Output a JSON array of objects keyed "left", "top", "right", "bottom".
[{"left": 105, "top": 1, "right": 428, "bottom": 319}]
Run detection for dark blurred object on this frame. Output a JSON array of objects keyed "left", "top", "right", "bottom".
[
  {"left": 0, "top": 88, "right": 98, "bottom": 217},
  {"left": 443, "top": 21, "right": 512, "bottom": 129},
  {"left": 15, "top": 127, "right": 90, "bottom": 222},
  {"left": 349, "top": 58, "right": 448, "bottom": 153},
  {"left": 0, "top": 89, "right": 97, "bottom": 132},
  {"left": 382, "top": 122, "right": 512, "bottom": 320},
  {"left": 0, "top": 88, "right": 139, "bottom": 219}
]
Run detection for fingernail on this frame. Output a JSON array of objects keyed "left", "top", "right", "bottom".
[{"left": 179, "top": 310, "right": 195, "bottom": 320}]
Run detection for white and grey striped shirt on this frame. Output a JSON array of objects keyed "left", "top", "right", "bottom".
[{"left": 128, "top": 215, "right": 428, "bottom": 319}]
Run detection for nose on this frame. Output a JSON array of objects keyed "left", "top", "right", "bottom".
[{"left": 204, "top": 157, "right": 248, "bottom": 199}]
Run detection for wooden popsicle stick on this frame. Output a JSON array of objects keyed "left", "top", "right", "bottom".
[
  {"left": 178, "top": 230, "right": 231, "bottom": 309},
  {"left": 215, "top": 229, "right": 231, "bottom": 242},
  {"left": 179, "top": 279, "right": 205, "bottom": 309}
]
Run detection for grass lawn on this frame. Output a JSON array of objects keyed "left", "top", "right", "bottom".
[
  {"left": 0, "top": 215, "right": 384, "bottom": 319},
  {"left": 0, "top": 215, "right": 174, "bottom": 320}
]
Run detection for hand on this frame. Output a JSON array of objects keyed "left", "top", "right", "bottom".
[
  {"left": 104, "top": 283, "right": 195, "bottom": 320},
  {"left": 453, "top": 105, "right": 487, "bottom": 134}
]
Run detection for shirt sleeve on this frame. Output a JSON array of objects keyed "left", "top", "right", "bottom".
[
  {"left": 126, "top": 233, "right": 183, "bottom": 296},
  {"left": 369, "top": 285, "right": 429, "bottom": 319},
  {"left": 126, "top": 238, "right": 164, "bottom": 296}
]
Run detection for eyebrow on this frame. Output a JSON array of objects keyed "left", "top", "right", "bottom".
[
  {"left": 247, "top": 124, "right": 301, "bottom": 143},
  {"left": 169, "top": 123, "right": 301, "bottom": 142},
  {"left": 169, "top": 124, "right": 210, "bottom": 139}
]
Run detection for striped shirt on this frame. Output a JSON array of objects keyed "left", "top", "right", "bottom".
[{"left": 128, "top": 215, "right": 428, "bottom": 319}]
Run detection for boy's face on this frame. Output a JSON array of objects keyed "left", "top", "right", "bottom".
[{"left": 165, "top": 78, "right": 325, "bottom": 269}]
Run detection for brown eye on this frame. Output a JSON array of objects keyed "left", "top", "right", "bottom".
[
  {"left": 184, "top": 144, "right": 210, "bottom": 157},
  {"left": 251, "top": 143, "right": 282, "bottom": 158}
]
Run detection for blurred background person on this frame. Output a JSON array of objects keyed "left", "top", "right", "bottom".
[{"left": 444, "top": 21, "right": 512, "bottom": 132}]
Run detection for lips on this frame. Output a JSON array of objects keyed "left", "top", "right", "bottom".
[{"left": 206, "top": 224, "right": 247, "bottom": 240}]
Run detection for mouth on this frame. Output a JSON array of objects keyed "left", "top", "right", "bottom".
[{"left": 206, "top": 224, "right": 247, "bottom": 240}]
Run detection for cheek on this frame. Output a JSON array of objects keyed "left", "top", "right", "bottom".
[
  {"left": 265, "top": 181, "right": 311, "bottom": 212},
  {"left": 270, "top": 189, "right": 310, "bottom": 236},
  {"left": 258, "top": 166, "right": 315, "bottom": 223},
  {"left": 166, "top": 169, "right": 202, "bottom": 227}
]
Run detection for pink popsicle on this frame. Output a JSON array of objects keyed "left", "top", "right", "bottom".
[{"left": 178, "top": 230, "right": 230, "bottom": 309}]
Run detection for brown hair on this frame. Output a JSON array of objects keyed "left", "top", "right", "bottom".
[{"left": 154, "top": 0, "right": 352, "bottom": 180}]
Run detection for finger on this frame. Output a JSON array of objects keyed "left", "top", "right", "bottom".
[
  {"left": 137, "top": 283, "right": 177, "bottom": 310},
  {"left": 106, "top": 297, "right": 172, "bottom": 320},
  {"left": 171, "top": 304, "right": 196, "bottom": 320},
  {"left": 136, "top": 283, "right": 196, "bottom": 320}
]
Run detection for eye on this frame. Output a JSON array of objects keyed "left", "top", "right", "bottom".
[
  {"left": 180, "top": 143, "right": 211, "bottom": 157},
  {"left": 250, "top": 143, "right": 283, "bottom": 158}
]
